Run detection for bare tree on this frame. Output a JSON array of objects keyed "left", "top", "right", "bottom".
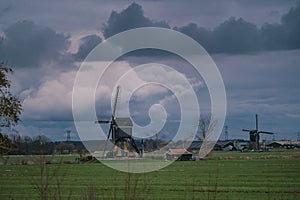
[
  {"left": 197, "top": 115, "right": 217, "bottom": 141},
  {"left": 25, "top": 155, "right": 72, "bottom": 200},
  {"left": 32, "top": 135, "right": 53, "bottom": 155},
  {"left": 197, "top": 115, "right": 218, "bottom": 158},
  {"left": 55, "top": 142, "right": 75, "bottom": 154}
]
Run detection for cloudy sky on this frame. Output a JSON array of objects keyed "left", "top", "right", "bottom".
[{"left": 0, "top": 0, "right": 299, "bottom": 141}]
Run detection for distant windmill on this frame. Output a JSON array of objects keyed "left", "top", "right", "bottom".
[
  {"left": 96, "top": 86, "right": 140, "bottom": 157},
  {"left": 242, "top": 114, "right": 273, "bottom": 150}
]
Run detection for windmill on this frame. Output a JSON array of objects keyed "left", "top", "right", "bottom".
[
  {"left": 96, "top": 86, "right": 140, "bottom": 157},
  {"left": 242, "top": 114, "right": 273, "bottom": 150}
]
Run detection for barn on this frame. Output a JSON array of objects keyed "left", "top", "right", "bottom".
[{"left": 166, "top": 148, "right": 193, "bottom": 161}]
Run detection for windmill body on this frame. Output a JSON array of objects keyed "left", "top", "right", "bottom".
[
  {"left": 242, "top": 114, "right": 273, "bottom": 151},
  {"left": 97, "top": 86, "right": 140, "bottom": 158}
]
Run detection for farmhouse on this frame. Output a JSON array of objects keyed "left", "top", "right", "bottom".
[
  {"left": 213, "top": 140, "right": 249, "bottom": 151},
  {"left": 267, "top": 141, "right": 300, "bottom": 149},
  {"left": 166, "top": 148, "right": 193, "bottom": 161}
]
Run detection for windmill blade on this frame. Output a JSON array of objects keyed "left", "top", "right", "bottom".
[
  {"left": 107, "top": 124, "right": 113, "bottom": 140},
  {"left": 255, "top": 114, "right": 258, "bottom": 131},
  {"left": 95, "top": 120, "right": 110, "bottom": 124},
  {"left": 112, "top": 86, "right": 120, "bottom": 118},
  {"left": 242, "top": 129, "right": 251, "bottom": 132},
  {"left": 258, "top": 131, "right": 274, "bottom": 135}
]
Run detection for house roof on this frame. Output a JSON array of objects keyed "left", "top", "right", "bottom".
[
  {"left": 268, "top": 141, "right": 300, "bottom": 146},
  {"left": 167, "top": 148, "right": 192, "bottom": 155}
]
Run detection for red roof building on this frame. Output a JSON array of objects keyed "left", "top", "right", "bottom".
[{"left": 166, "top": 148, "right": 193, "bottom": 161}]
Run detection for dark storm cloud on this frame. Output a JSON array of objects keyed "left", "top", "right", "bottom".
[
  {"left": 0, "top": 20, "right": 70, "bottom": 67},
  {"left": 74, "top": 34, "right": 102, "bottom": 61},
  {"left": 102, "top": 2, "right": 169, "bottom": 38},
  {"left": 173, "top": 23, "right": 213, "bottom": 52},
  {"left": 213, "top": 17, "right": 260, "bottom": 53},
  {"left": 101, "top": 3, "right": 300, "bottom": 54},
  {"left": 175, "top": 3, "right": 300, "bottom": 54},
  {"left": 279, "top": 4, "right": 300, "bottom": 49},
  {"left": 259, "top": 4, "right": 300, "bottom": 51},
  {"left": 174, "top": 18, "right": 260, "bottom": 54}
]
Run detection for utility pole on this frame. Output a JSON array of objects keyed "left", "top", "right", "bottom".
[
  {"left": 66, "top": 130, "right": 71, "bottom": 142},
  {"left": 224, "top": 125, "right": 228, "bottom": 141}
]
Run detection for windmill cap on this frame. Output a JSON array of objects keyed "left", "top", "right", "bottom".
[{"left": 115, "top": 117, "right": 133, "bottom": 127}]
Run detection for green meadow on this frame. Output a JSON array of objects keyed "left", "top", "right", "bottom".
[{"left": 0, "top": 150, "right": 299, "bottom": 199}]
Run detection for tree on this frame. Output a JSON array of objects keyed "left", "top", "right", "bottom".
[
  {"left": 55, "top": 142, "right": 74, "bottom": 154},
  {"left": 32, "top": 135, "right": 53, "bottom": 155},
  {"left": 0, "top": 63, "right": 22, "bottom": 155},
  {"left": 0, "top": 133, "right": 13, "bottom": 164},
  {"left": 10, "top": 133, "right": 21, "bottom": 154},
  {"left": 22, "top": 135, "right": 32, "bottom": 154},
  {"left": 197, "top": 115, "right": 218, "bottom": 158},
  {"left": 197, "top": 115, "right": 217, "bottom": 141},
  {"left": 0, "top": 133, "right": 13, "bottom": 154}
]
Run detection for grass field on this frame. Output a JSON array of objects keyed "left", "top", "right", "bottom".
[{"left": 0, "top": 150, "right": 300, "bottom": 199}]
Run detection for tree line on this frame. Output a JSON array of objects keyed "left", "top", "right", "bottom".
[
  {"left": 0, "top": 132, "right": 90, "bottom": 155},
  {"left": 1, "top": 133, "right": 53, "bottom": 155}
]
